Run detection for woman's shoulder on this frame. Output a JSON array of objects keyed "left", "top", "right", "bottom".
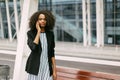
[
  {"left": 46, "top": 30, "right": 54, "bottom": 36},
  {"left": 46, "top": 30, "right": 54, "bottom": 34},
  {"left": 27, "top": 29, "right": 37, "bottom": 37},
  {"left": 27, "top": 29, "right": 37, "bottom": 33}
]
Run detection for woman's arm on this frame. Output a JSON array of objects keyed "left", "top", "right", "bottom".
[
  {"left": 52, "top": 57, "right": 57, "bottom": 80},
  {"left": 33, "top": 21, "right": 41, "bottom": 44},
  {"left": 33, "top": 31, "right": 40, "bottom": 44},
  {"left": 27, "top": 31, "right": 39, "bottom": 51},
  {"left": 27, "top": 21, "right": 41, "bottom": 51}
]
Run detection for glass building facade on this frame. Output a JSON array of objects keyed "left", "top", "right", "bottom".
[
  {"left": 39, "top": 0, "right": 120, "bottom": 45},
  {"left": 0, "top": 0, "right": 20, "bottom": 40},
  {"left": 0, "top": 0, "right": 120, "bottom": 45},
  {"left": 104, "top": 0, "right": 120, "bottom": 45}
]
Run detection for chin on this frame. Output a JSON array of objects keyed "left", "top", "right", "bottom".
[{"left": 40, "top": 26, "right": 45, "bottom": 28}]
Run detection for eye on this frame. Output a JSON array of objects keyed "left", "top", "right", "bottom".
[
  {"left": 38, "top": 18, "right": 46, "bottom": 21},
  {"left": 38, "top": 18, "right": 42, "bottom": 20}
]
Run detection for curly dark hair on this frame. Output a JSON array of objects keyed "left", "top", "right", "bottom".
[{"left": 29, "top": 10, "right": 55, "bottom": 31}]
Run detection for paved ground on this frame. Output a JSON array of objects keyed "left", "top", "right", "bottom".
[
  {"left": 56, "top": 60, "right": 120, "bottom": 75},
  {"left": 0, "top": 58, "right": 120, "bottom": 79}
]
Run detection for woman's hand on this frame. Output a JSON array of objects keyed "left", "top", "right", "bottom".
[
  {"left": 36, "top": 21, "right": 41, "bottom": 33},
  {"left": 33, "top": 21, "right": 41, "bottom": 44},
  {"left": 53, "top": 71, "right": 57, "bottom": 80}
]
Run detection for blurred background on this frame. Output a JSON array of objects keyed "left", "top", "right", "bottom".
[{"left": 0, "top": 0, "right": 120, "bottom": 80}]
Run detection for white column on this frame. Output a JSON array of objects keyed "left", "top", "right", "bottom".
[
  {"left": 96, "top": 0, "right": 100, "bottom": 47},
  {"left": 52, "top": 5, "right": 57, "bottom": 41},
  {"left": 82, "top": 0, "right": 87, "bottom": 46},
  {"left": 101, "top": 0, "right": 104, "bottom": 47},
  {"left": 29, "top": 0, "right": 38, "bottom": 16},
  {"left": 20, "top": 0, "right": 24, "bottom": 12},
  {"left": 13, "top": 0, "right": 38, "bottom": 80},
  {"left": 75, "top": 0, "right": 79, "bottom": 42},
  {"left": 0, "top": 8, "right": 4, "bottom": 39},
  {"left": 13, "top": 0, "right": 19, "bottom": 40},
  {"left": 96, "top": 0, "right": 104, "bottom": 47},
  {"left": 5, "top": 0, "right": 12, "bottom": 42},
  {"left": 87, "top": 0, "right": 92, "bottom": 46}
]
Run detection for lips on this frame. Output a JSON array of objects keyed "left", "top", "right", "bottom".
[
  {"left": 41, "top": 24, "right": 46, "bottom": 26},
  {"left": 40, "top": 24, "right": 46, "bottom": 27}
]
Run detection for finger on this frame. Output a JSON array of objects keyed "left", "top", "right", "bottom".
[
  {"left": 36, "top": 21, "right": 38, "bottom": 26},
  {"left": 53, "top": 75, "right": 56, "bottom": 80}
]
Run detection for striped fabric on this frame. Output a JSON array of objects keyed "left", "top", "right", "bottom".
[{"left": 28, "top": 33, "right": 53, "bottom": 80}]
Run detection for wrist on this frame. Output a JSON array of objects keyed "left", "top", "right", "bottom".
[{"left": 37, "top": 30, "right": 41, "bottom": 33}]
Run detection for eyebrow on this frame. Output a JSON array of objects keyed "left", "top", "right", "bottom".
[{"left": 39, "top": 17, "right": 45, "bottom": 19}]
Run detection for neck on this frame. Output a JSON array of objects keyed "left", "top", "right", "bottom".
[{"left": 41, "top": 27, "right": 45, "bottom": 32}]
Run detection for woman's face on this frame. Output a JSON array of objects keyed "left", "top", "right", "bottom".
[{"left": 38, "top": 14, "right": 46, "bottom": 28}]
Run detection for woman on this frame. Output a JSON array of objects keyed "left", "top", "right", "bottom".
[{"left": 25, "top": 10, "right": 57, "bottom": 80}]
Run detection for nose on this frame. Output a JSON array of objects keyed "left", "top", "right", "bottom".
[
  {"left": 41, "top": 19, "right": 46, "bottom": 23},
  {"left": 41, "top": 19, "right": 45, "bottom": 21}
]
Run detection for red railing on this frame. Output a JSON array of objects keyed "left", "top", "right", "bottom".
[{"left": 57, "top": 66, "right": 120, "bottom": 80}]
